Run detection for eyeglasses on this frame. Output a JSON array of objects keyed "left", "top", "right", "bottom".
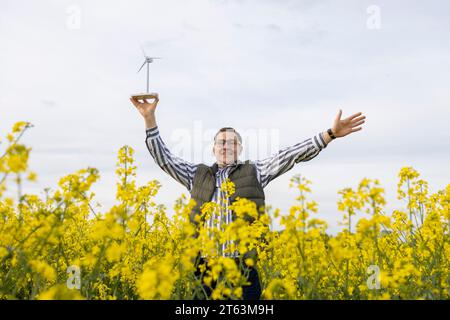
[{"left": 215, "top": 139, "right": 240, "bottom": 147}]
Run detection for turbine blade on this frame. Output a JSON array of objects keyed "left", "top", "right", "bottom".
[
  {"left": 137, "top": 60, "right": 146, "bottom": 73},
  {"left": 140, "top": 45, "right": 147, "bottom": 58}
]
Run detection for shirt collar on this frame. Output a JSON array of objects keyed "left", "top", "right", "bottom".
[
  {"left": 212, "top": 159, "right": 243, "bottom": 174},
  {"left": 218, "top": 159, "right": 243, "bottom": 168}
]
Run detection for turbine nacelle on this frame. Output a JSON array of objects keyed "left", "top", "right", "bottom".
[{"left": 138, "top": 56, "right": 162, "bottom": 73}]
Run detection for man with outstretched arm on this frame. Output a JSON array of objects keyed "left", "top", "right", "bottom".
[{"left": 130, "top": 93, "right": 366, "bottom": 300}]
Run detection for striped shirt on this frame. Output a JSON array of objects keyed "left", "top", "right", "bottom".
[{"left": 145, "top": 126, "right": 328, "bottom": 257}]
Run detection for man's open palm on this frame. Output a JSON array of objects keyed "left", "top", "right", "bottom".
[{"left": 332, "top": 109, "right": 366, "bottom": 138}]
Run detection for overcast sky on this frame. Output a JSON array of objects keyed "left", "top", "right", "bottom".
[{"left": 1, "top": 0, "right": 449, "bottom": 233}]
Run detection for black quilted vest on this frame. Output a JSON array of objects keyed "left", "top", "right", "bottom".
[{"left": 189, "top": 160, "right": 265, "bottom": 227}]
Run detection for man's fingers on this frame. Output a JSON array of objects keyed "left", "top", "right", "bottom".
[
  {"left": 335, "top": 109, "right": 342, "bottom": 122},
  {"left": 130, "top": 94, "right": 159, "bottom": 114},
  {"left": 130, "top": 97, "right": 140, "bottom": 108},
  {"left": 346, "top": 112, "right": 363, "bottom": 121},
  {"left": 351, "top": 115, "right": 366, "bottom": 123},
  {"left": 151, "top": 95, "right": 159, "bottom": 103},
  {"left": 351, "top": 120, "right": 365, "bottom": 127},
  {"left": 350, "top": 126, "right": 362, "bottom": 133}
]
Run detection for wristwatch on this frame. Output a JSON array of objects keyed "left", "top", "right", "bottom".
[{"left": 327, "top": 128, "right": 336, "bottom": 139}]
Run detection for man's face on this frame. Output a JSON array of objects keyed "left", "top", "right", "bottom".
[{"left": 213, "top": 131, "right": 242, "bottom": 167}]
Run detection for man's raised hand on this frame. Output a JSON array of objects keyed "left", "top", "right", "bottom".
[
  {"left": 332, "top": 109, "right": 366, "bottom": 138},
  {"left": 130, "top": 93, "right": 159, "bottom": 119}
]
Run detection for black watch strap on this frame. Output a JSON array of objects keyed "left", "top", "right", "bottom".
[{"left": 327, "top": 128, "right": 336, "bottom": 139}]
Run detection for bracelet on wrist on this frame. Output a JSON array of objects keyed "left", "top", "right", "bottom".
[{"left": 327, "top": 128, "right": 336, "bottom": 139}]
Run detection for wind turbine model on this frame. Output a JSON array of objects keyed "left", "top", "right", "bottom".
[{"left": 131, "top": 46, "right": 162, "bottom": 100}]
